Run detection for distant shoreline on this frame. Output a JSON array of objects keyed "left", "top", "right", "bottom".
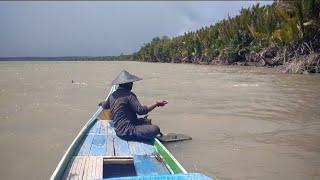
[
  {"left": 0, "top": 57, "right": 126, "bottom": 61},
  {"left": 2, "top": 51, "right": 319, "bottom": 75}
]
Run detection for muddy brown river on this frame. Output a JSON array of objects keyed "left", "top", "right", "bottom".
[{"left": 0, "top": 61, "right": 319, "bottom": 180}]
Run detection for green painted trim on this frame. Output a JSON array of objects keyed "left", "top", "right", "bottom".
[
  {"left": 50, "top": 85, "right": 116, "bottom": 180},
  {"left": 154, "top": 139, "right": 187, "bottom": 174}
]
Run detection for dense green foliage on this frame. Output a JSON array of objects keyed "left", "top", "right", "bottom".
[{"left": 132, "top": 1, "right": 320, "bottom": 64}]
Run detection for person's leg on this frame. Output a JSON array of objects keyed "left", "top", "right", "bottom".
[
  {"left": 133, "top": 125, "right": 160, "bottom": 141},
  {"left": 134, "top": 118, "right": 146, "bottom": 125},
  {"left": 134, "top": 117, "right": 151, "bottom": 125}
]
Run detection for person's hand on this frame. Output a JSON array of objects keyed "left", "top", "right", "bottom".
[
  {"left": 98, "top": 101, "right": 104, "bottom": 106},
  {"left": 156, "top": 100, "right": 168, "bottom": 107}
]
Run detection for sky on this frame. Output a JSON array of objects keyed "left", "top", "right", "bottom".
[{"left": 0, "top": 1, "right": 273, "bottom": 57}]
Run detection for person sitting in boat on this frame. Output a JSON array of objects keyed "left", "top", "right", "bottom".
[{"left": 100, "top": 70, "right": 168, "bottom": 141}]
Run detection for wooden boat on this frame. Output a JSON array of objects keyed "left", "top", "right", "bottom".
[{"left": 50, "top": 85, "right": 212, "bottom": 180}]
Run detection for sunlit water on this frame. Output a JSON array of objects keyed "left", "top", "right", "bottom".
[{"left": 0, "top": 61, "right": 319, "bottom": 180}]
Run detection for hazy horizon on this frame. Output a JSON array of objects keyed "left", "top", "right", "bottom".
[{"left": 0, "top": 1, "right": 273, "bottom": 57}]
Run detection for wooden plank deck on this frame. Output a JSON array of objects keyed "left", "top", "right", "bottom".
[
  {"left": 77, "top": 135, "right": 94, "bottom": 156},
  {"left": 62, "top": 120, "right": 170, "bottom": 179},
  {"left": 82, "top": 156, "right": 103, "bottom": 180},
  {"left": 89, "top": 134, "right": 108, "bottom": 156},
  {"left": 114, "top": 137, "right": 131, "bottom": 156},
  {"left": 106, "top": 121, "right": 116, "bottom": 136},
  {"left": 128, "top": 141, "right": 156, "bottom": 156},
  {"left": 88, "top": 120, "right": 101, "bottom": 134}
]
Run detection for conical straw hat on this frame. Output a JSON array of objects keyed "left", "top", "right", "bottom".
[{"left": 111, "top": 70, "right": 142, "bottom": 85}]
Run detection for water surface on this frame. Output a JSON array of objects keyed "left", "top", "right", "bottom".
[{"left": 0, "top": 61, "right": 319, "bottom": 180}]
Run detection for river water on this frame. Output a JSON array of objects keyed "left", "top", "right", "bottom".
[{"left": 0, "top": 61, "right": 319, "bottom": 180}]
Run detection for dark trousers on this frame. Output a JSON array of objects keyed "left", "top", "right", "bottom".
[
  {"left": 119, "top": 118, "right": 160, "bottom": 142},
  {"left": 133, "top": 118, "right": 160, "bottom": 141},
  {"left": 133, "top": 124, "right": 160, "bottom": 141}
]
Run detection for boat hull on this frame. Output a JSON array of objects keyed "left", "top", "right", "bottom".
[{"left": 50, "top": 86, "right": 212, "bottom": 180}]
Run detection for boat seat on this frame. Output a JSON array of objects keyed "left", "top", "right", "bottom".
[{"left": 101, "top": 173, "right": 212, "bottom": 180}]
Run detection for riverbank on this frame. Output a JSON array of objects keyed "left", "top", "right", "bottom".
[
  {"left": 130, "top": 45, "right": 320, "bottom": 74},
  {"left": 163, "top": 45, "right": 320, "bottom": 74}
]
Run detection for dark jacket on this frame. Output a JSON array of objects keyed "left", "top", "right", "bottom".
[{"left": 102, "top": 87, "right": 148, "bottom": 137}]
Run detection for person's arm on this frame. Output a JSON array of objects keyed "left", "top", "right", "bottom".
[
  {"left": 147, "top": 100, "right": 168, "bottom": 113},
  {"left": 129, "top": 94, "right": 149, "bottom": 115},
  {"left": 129, "top": 93, "right": 168, "bottom": 115}
]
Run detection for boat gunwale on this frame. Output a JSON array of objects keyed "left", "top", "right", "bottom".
[
  {"left": 154, "top": 139, "right": 187, "bottom": 174},
  {"left": 50, "top": 85, "right": 117, "bottom": 180}
]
